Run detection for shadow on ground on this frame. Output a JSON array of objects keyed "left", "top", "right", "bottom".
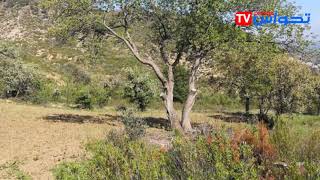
[
  {"left": 208, "top": 112, "right": 253, "bottom": 123},
  {"left": 44, "top": 114, "right": 118, "bottom": 126},
  {"left": 43, "top": 113, "right": 231, "bottom": 131}
]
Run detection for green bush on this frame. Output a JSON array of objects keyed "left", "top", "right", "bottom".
[
  {"left": 60, "top": 82, "right": 110, "bottom": 108},
  {"left": 0, "top": 59, "right": 41, "bottom": 98},
  {"left": 63, "top": 64, "right": 91, "bottom": 85},
  {"left": 90, "top": 86, "right": 111, "bottom": 108},
  {"left": 54, "top": 131, "right": 169, "bottom": 180},
  {"left": 123, "top": 68, "right": 156, "bottom": 111},
  {"left": 53, "top": 130, "right": 260, "bottom": 180},
  {"left": 271, "top": 116, "right": 320, "bottom": 179},
  {"left": 117, "top": 107, "right": 146, "bottom": 140},
  {"left": 167, "top": 132, "right": 258, "bottom": 179},
  {"left": 271, "top": 117, "right": 295, "bottom": 160},
  {"left": 75, "top": 90, "right": 93, "bottom": 109},
  {"left": 29, "top": 82, "right": 60, "bottom": 104}
]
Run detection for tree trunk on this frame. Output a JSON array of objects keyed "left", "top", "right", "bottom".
[
  {"left": 163, "top": 65, "right": 183, "bottom": 131},
  {"left": 181, "top": 77, "right": 197, "bottom": 132},
  {"left": 181, "top": 58, "right": 202, "bottom": 132},
  {"left": 165, "top": 82, "right": 182, "bottom": 130},
  {"left": 259, "top": 96, "right": 264, "bottom": 116},
  {"left": 245, "top": 95, "right": 250, "bottom": 115},
  {"left": 181, "top": 92, "right": 196, "bottom": 132}
]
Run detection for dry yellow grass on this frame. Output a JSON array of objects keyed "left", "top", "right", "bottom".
[
  {"left": 0, "top": 100, "right": 118, "bottom": 179},
  {"left": 0, "top": 100, "right": 247, "bottom": 179}
]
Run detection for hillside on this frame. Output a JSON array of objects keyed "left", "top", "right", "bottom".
[{"left": 0, "top": 3, "right": 155, "bottom": 108}]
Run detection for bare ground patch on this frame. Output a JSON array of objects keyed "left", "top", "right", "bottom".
[{"left": 0, "top": 101, "right": 118, "bottom": 179}]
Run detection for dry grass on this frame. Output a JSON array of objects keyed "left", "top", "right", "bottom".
[
  {"left": 0, "top": 100, "right": 248, "bottom": 179},
  {"left": 0, "top": 100, "right": 118, "bottom": 179}
]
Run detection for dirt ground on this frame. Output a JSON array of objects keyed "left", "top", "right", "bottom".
[
  {"left": 0, "top": 100, "right": 247, "bottom": 180},
  {"left": 0, "top": 100, "right": 119, "bottom": 179}
]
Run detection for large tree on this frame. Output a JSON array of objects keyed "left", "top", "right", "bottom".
[{"left": 43, "top": 0, "right": 237, "bottom": 132}]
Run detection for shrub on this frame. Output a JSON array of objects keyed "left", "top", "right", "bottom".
[
  {"left": 90, "top": 86, "right": 111, "bottom": 108},
  {"left": 270, "top": 116, "right": 320, "bottom": 179},
  {"left": 54, "top": 129, "right": 260, "bottom": 180},
  {"left": 117, "top": 107, "right": 146, "bottom": 140},
  {"left": 167, "top": 131, "right": 258, "bottom": 179},
  {"left": 60, "top": 83, "right": 111, "bottom": 108},
  {"left": 123, "top": 68, "right": 156, "bottom": 111},
  {"left": 271, "top": 117, "right": 295, "bottom": 160},
  {"left": 75, "top": 90, "right": 93, "bottom": 109},
  {"left": 0, "top": 59, "right": 40, "bottom": 98},
  {"left": 30, "top": 82, "right": 59, "bottom": 104},
  {"left": 54, "top": 131, "right": 169, "bottom": 180},
  {"left": 63, "top": 64, "right": 91, "bottom": 85}
]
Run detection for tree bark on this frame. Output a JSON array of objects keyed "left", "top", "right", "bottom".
[
  {"left": 163, "top": 65, "right": 183, "bottom": 131},
  {"left": 164, "top": 81, "right": 182, "bottom": 131},
  {"left": 181, "top": 58, "right": 202, "bottom": 132},
  {"left": 181, "top": 88, "right": 197, "bottom": 132}
]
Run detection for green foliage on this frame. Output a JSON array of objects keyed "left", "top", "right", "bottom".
[
  {"left": 0, "top": 59, "right": 40, "bottom": 98},
  {"left": 271, "top": 117, "right": 295, "bottom": 160},
  {"left": 59, "top": 82, "right": 110, "bottom": 108},
  {"left": 0, "top": 41, "right": 19, "bottom": 59},
  {"left": 271, "top": 116, "right": 320, "bottom": 179},
  {"left": 63, "top": 63, "right": 91, "bottom": 85},
  {"left": 53, "top": 129, "right": 261, "bottom": 180},
  {"left": 271, "top": 56, "right": 311, "bottom": 114},
  {"left": 123, "top": 68, "right": 156, "bottom": 111},
  {"left": 164, "top": 65, "right": 189, "bottom": 103},
  {"left": 75, "top": 90, "right": 93, "bottom": 109},
  {"left": 54, "top": 131, "right": 169, "bottom": 180},
  {"left": 29, "top": 82, "right": 60, "bottom": 104},
  {"left": 0, "top": 161, "right": 32, "bottom": 180},
  {"left": 173, "top": 66, "right": 189, "bottom": 103},
  {"left": 196, "top": 90, "right": 241, "bottom": 110},
  {"left": 90, "top": 87, "right": 111, "bottom": 108},
  {"left": 117, "top": 107, "right": 146, "bottom": 140},
  {"left": 167, "top": 132, "right": 258, "bottom": 179}
]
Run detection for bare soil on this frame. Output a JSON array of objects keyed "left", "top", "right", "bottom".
[{"left": 0, "top": 101, "right": 118, "bottom": 179}]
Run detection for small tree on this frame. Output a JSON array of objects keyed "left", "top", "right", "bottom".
[
  {"left": 271, "top": 55, "right": 310, "bottom": 115},
  {"left": 0, "top": 42, "right": 40, "bottom": 98},
  {"left": 124, "top": 68, "right": 155, "bottom": 111}
]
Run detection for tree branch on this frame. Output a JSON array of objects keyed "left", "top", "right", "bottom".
[{"left": 103, "top": 22, "right": 167, "bottom": 86}]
